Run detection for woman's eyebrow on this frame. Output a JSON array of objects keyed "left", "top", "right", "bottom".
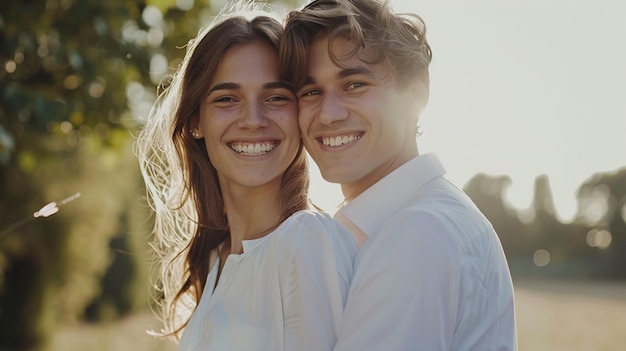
[
  {"left": 208, "top": 81, "right": 290, "bottom": 93},
  {"left": 208, "top": 82, "right": 240, "bottom": 93}
]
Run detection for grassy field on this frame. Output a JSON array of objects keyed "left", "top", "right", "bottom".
[
  {"left": 45, "top": 278, "right": 626, "bottom": 351},
  {"left": 514, "top": 278, "right": 626, "bottom": 351}
]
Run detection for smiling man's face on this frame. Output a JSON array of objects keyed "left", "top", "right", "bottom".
[{"left": 297, "top": 36, "right": 424, "bottom": 199}]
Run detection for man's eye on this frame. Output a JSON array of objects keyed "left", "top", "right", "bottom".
[
  {"left": 346, "top": 82, "right": 365, "bottom": 90},
  {"left": 300, "top": 89, "right": 321, "bottom": 97}
]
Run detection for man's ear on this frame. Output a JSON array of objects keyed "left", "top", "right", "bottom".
[{"left": 411, "top": 80, "right": 430, "bottom": 114}]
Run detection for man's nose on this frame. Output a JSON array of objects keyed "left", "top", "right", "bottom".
[{"left": 318, "top": 91, "right": 348, "bottom": 125}]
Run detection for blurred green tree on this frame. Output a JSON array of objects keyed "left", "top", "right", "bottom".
[
  {"left": 0, "top": 0, "right": 158, "bottom": 346},
  {"left": 576, "top": 168, "right": 626, "bottom": 278},
  {"left": 463, "top": 173, "right": 531, "bottom": 257},
  {"left": 464, "top": 170, "right": 626, "bottom": 279},
  {"left": 527, "top": 175, "right": 592, "bottom": 276},
  {"left": 0, "top": 0, "right": 203, "bottom": 348}
]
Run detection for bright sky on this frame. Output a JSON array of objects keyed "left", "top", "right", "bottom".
[{"left": 305, "top": 0, "right": 626, "bottom": 222}]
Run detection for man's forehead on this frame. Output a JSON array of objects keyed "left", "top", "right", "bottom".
[
  {"left": 310, "top": 35, "right": 359, "bottom": 58},
  {"left": 308, "top": 35, "right": 390, "bottom": 78}
]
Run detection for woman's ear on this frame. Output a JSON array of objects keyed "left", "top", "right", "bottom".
[
  {"left": 189, "top": 119, "right": 204, "bottom": 139},
  {"left": 190, "top": 128, "right": 203, "bottom": 139}
]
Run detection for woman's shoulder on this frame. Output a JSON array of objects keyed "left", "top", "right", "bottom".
[
  {"left": 274, "top": 209, "right": 357, "bottom": 266},
  {"left": 288, "top": 209, "right": 333, "bottom": 223},
  {"left": 286, "top": 209, "right": 350, "bottom": 235},
  {"left": 276, "top": 209, "right": 354, "bottom": 246}
]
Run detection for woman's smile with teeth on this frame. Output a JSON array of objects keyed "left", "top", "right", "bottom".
[
  {"left": 321, "top": 134, "right": 361, "bottom": 147},
  {"left": 230, "top": 141, "right": 276, "bottom": 155}
]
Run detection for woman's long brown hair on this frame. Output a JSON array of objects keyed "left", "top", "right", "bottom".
[{"left": 135, "top": 2, "right": 308, "bottom": 339}]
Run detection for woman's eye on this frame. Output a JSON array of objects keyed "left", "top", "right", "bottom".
[
  {"left": 267, "top": 95, "right": 288, "bottom": 102},
  {"left": 214, "top": 96, "right": 236, "bottom": 103}
]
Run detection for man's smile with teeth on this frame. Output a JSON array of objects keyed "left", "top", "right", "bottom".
[
  {"left": 230, "top": 141, "right": 276, "bottom": 155},
  {"left": 321, "top": 134, "right": 361, "bottom": 147}
]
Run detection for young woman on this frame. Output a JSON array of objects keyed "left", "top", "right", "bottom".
[{"left": 134, "top": 2, "right": 357, "bottom": 350}]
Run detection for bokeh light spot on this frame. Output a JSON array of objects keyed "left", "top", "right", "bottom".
[
  {"left": 64, "top": 75, "right": 82, "bottom": 90},
  {"left": 122, "top": 20, "right": 139, "bottom": 43},
  {"left": 581, "top": 185, "right": 610, "bottom": 225},
  {"left": 586, "top": 229, "right": 612, "bottom": 249},
  {"left": 125, "top": 81, "right": 144, "bottom": 101},
  {"left": 177, "top": 0, "right": 194, "bottom": 11},
  {"left": 149, "top": 54, "right": 168, "bottom": 85},
  {"left": 88, "top": 79, "right": 106, "bottom": 98},
  {"left": 142, "top": 6, "right": 163, "bottom": 28},
  {"left": 5, "top": 60, "right": 16, "bottom": 73},
  {"left": 37, "top": 45, "right": 49, "bottom": 58},
  {"left": 60, "top": 121, "right": 73, "bottom": 134},
  {"left": 147, "top": 28, "right": 164, "bottom": 47},
  {"left": 14, "top": 50, "right": 24, "bottom": 63},
  {"left": 533, "top": 249, "right": 551, "bottom": 267}
]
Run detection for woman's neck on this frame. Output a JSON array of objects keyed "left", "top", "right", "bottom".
[{"left": 221, "top": 185, "right": 283, "bottom": 255}]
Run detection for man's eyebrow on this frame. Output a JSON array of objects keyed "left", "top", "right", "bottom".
[
  {"left": 299, "top": 67, "right": 373, "bottom": 87},
  {"left": 338, "top": 67, "right": 374, "bottom": 79},
  {"left": 263, "top": 81, "right": 291, "bottom": 90},
  {"left": 208, "top": 82, "right": 240, "bottom": 94},
  {"left": 299, "top": 77, "right": 317, "bottom": 87}
]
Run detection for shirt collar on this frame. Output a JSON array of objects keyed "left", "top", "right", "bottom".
[{"left": 336, "top": 153, "right": 446, "bottom": 238}]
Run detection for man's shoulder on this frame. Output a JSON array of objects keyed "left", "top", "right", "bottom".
[
  {"left": 395, "top": 177, "right": 485, "bottom": 220},
  {"left": 377, "top": 179, "right": 495, "bottom": 245}
]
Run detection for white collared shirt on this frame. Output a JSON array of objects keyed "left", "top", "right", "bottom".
[
  {"left": 334, "top": 153, "right": 517, "bottom": 351},
  {"left": 178, "top": 210, "right": 358, "bottom": 351}
]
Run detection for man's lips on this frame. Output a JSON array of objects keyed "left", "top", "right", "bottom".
[{"left": 319, "top": 133, "right": 362, "bottom": 147}]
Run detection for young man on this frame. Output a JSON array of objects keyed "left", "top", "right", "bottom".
[{"left": 280, "top": 0, "right": 517, "bottom": 350}]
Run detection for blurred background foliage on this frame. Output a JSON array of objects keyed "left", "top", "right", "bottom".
[
  {"left": 464, "top": 169, "right": 626, "bottom": 279},
  {"left": 0, "top": 0, "right": 624, "bottom": 350}
]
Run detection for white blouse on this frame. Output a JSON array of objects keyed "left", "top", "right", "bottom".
[{"left": 177, "top": 210, "right": 358, "bottom": 351}]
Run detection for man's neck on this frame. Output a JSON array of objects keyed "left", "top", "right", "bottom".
[{"left": 341, "top": 148, "right": 419, "bottom": 202}]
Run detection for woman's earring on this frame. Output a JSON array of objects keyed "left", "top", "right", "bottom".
[{"left": 190, "top": 129, "right": 200, "bottom": 139}]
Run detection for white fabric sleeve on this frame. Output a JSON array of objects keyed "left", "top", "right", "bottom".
[
  {"left": 279, "top": 211, "right": 357, "bottom": 351},
  {"left": 334, "top": 210, "right": 462, "bottom": 351}
]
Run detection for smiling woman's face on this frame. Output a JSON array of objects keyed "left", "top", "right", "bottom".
[{"left": 195, "top": 40, "right": 299, "bottom": 190}]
